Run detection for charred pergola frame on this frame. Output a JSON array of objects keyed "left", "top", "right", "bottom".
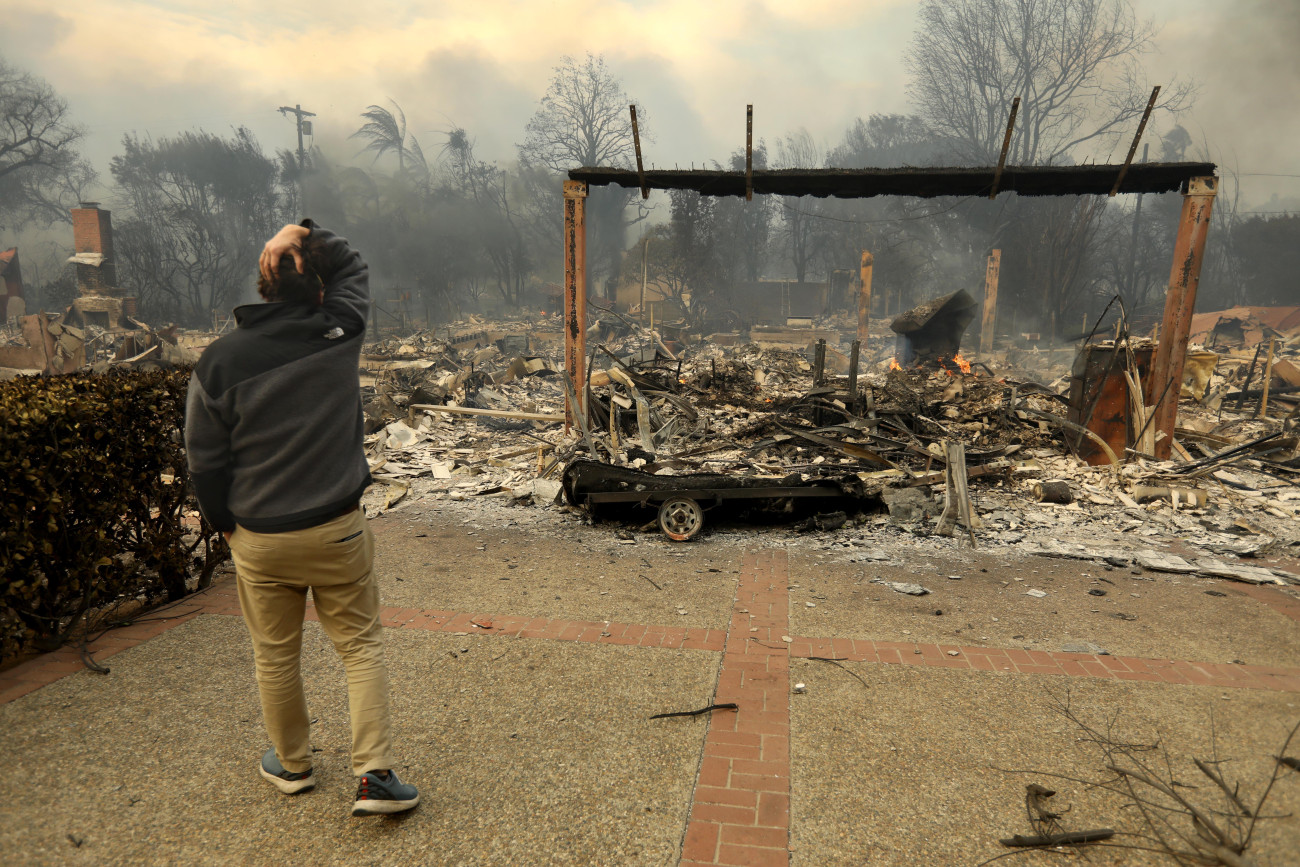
[{"left": 562, "top": 151, "right": 1216, "bottom": 462}]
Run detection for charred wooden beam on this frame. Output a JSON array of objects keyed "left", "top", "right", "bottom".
[
  {"left": 858, "top": 250, "right": 873, "bottom": 346},
  {"left": 562, "top": 180, "right": 589, "bottom": 428},
  {"left": 1149, "top": 176, "right": 1217, "bottom": 459},
  {"left": 569, "top": 162, "right": 1216, "bottom": 199},
  {"left": 847, "top": 339, "right": 861, "bottom": 402}
]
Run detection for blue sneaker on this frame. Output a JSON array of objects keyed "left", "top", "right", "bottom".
[
  {"left": 259, "top": 748, "right": 315, "bottom": 795},
  {"left": 352, "top": 769, "right": 419, "bottom": 816}
]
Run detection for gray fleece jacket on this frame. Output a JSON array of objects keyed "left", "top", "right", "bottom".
[{"left": 184, "top": 221, "right": 372, "bottom": 533}]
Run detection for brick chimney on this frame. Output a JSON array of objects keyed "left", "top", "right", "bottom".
[
  {"left": 69, "top": 202, "right": 118, "bottom": 295},
  {"left": 1, "top": 247, "right": 23, "bottom": 318}
]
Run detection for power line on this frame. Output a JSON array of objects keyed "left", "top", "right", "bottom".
[
  {"left": 778, "top": 195, "right": 981, "bottom": 225},
  {"left": 82, "top": 111, "right": 283, "bottom": 134}
]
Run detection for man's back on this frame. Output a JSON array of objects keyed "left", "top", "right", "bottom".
[{"left": 185, "top": 223, "right": 372, "bottom": 534}]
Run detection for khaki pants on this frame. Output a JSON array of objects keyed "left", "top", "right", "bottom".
[{"left": 230, "top": 508, "right": 394, "bottom": 776}]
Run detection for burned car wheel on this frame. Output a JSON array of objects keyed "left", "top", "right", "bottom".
[{"left": 658, "top": 497, "right": 704, "bottom": 541}]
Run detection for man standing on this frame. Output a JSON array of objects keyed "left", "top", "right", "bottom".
[{"left": 184, "top": 221, "right": 418, "bottom": 816}]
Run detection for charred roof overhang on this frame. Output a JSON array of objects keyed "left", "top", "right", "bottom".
[{"left": 567, "top": 162, "right": 1216, "bottom": 199}]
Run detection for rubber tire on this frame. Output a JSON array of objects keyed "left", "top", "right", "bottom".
[{"left": 658, "top": 497, "right": 704, "bottom": 541}]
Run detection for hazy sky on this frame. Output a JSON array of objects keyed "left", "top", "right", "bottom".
[{"left": 3, "top": 0, "right": 1298, "bottom": 212}]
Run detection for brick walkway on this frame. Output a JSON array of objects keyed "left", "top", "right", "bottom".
[
  {"left": 681, "top": 550, "right": 792, "bottom": 867},
  {"left": 3, "top": 550, "right": 1298, "bottom": 865}
]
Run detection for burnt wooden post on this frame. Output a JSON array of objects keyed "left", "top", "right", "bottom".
[
  {"left": 847, "top": 339, "right": 861, "bottom": 404},
  {"left": 979, "top": 249, "right": 1000, "bottom": 358},
  {"left": 563, "top": 180, "right": 589, "bottom": 428},
  {"left": 745, "top": 104, "right": 754, "bottom": 202},
  {"left": 1148, "top": 176, "right": 1216, "bottom": 459},
  {"left": 858, "top": 250, "right": 873, "bottom": 347},
  {"left": 813, "top": 338, "right": 827, "bottom": 426}
]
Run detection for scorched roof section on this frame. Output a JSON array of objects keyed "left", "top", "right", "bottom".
[{"left": 567, "top": 162, "right": 1217, "bottom": 199}]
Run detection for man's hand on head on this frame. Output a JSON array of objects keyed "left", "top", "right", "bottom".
[{"left": 259, "top": 224, "right": 311, "bottom": 282}]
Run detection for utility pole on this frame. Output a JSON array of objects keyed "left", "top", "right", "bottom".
[{"left": 277, "top": 104, "right": 316, "bottom": 168}]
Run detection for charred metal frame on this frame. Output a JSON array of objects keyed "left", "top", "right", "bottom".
[
  {"left": 989, "top": 97, "right": 1020, "bottom": 200},
  {"left": 1110, "top": 86, "right": 1160, "bottom": 197},
  {"left": 564, "top": 160, "right": 1217, "bottom": 449},
  {"left": 629, "top": 106, "right": 647, "bottom": 200},
  {"left": 581, "top": 485, "right": 847, "bottom": 508}
]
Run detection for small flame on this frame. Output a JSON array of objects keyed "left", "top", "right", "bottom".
[
  {"left": 953, "top": 352, "right": 972, "bottom": 374},
  {"left": 889, "top": 357, "right": 902, "bottom": 371},
  {"left": 937, "top": 358, "right": 954, "bottom": 376}
]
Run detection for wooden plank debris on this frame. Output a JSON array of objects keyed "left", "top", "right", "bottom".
[
  {"left": 936, "top": 440, "right": 982, "bottom": 542},
  {"left": 410, "top": 404, "right": 565, "bottom": 422},
  {"left": 979, "top": 249, "right": 1000, "bottom": 357},
  {"left": 1258, "top": 337, "right": 1276, "bottom": 417}
]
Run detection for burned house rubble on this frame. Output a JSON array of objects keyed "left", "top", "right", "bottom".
[
  {"left": 0, "top": 310, "right": 202, "bottom": 378},
  {"left": 0, "top": 203, "right": 203, "bottom": 378},
  {"left": 4, "top": 259, "right": 1297, "bottom": 590},
  {"left": 1, "top": 182, "right": 1296, "bottom": 590},
  {"left": 350, "top": 298, "right": 1300, "bottom": 588}
]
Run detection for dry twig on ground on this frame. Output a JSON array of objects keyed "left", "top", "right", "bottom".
[{"left": 985, "top": 689, "right": 1299, "bottom": 867}]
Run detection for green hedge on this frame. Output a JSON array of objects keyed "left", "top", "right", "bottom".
[{"left": 0, "top": 367, "right": 226, "bottom": 660}]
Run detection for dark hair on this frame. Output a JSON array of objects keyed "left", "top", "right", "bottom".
[{"left": 257, "top": 239, "right": 326, "bottom": 304}]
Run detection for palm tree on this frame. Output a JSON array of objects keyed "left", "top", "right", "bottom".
[{"left": 351, "top": 101, "right": 426, "bottom": 179}]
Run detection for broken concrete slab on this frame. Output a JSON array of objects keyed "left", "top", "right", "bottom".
[
  {"left": 1023, "top": 541, "right": 1101, "bottom": 561},
  {"left": 1133, "top": 551, "right": 1198, "bottom": 574},
  {"left": 1192, "top": 559, "right": 1286, "bottom": 585},
  {"left": 517, "top": 478, "right": 562, "bottom": 507},
  {"left": 881, "top": 487, "right": 935, "bottom": 523},
  {"left": 1060, "top": 641, "right": 1110, "bottom": 655}
]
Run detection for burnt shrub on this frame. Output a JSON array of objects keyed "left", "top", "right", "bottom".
[{"left": 0, "top": 367, "right": 226, "bottom": 660}]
